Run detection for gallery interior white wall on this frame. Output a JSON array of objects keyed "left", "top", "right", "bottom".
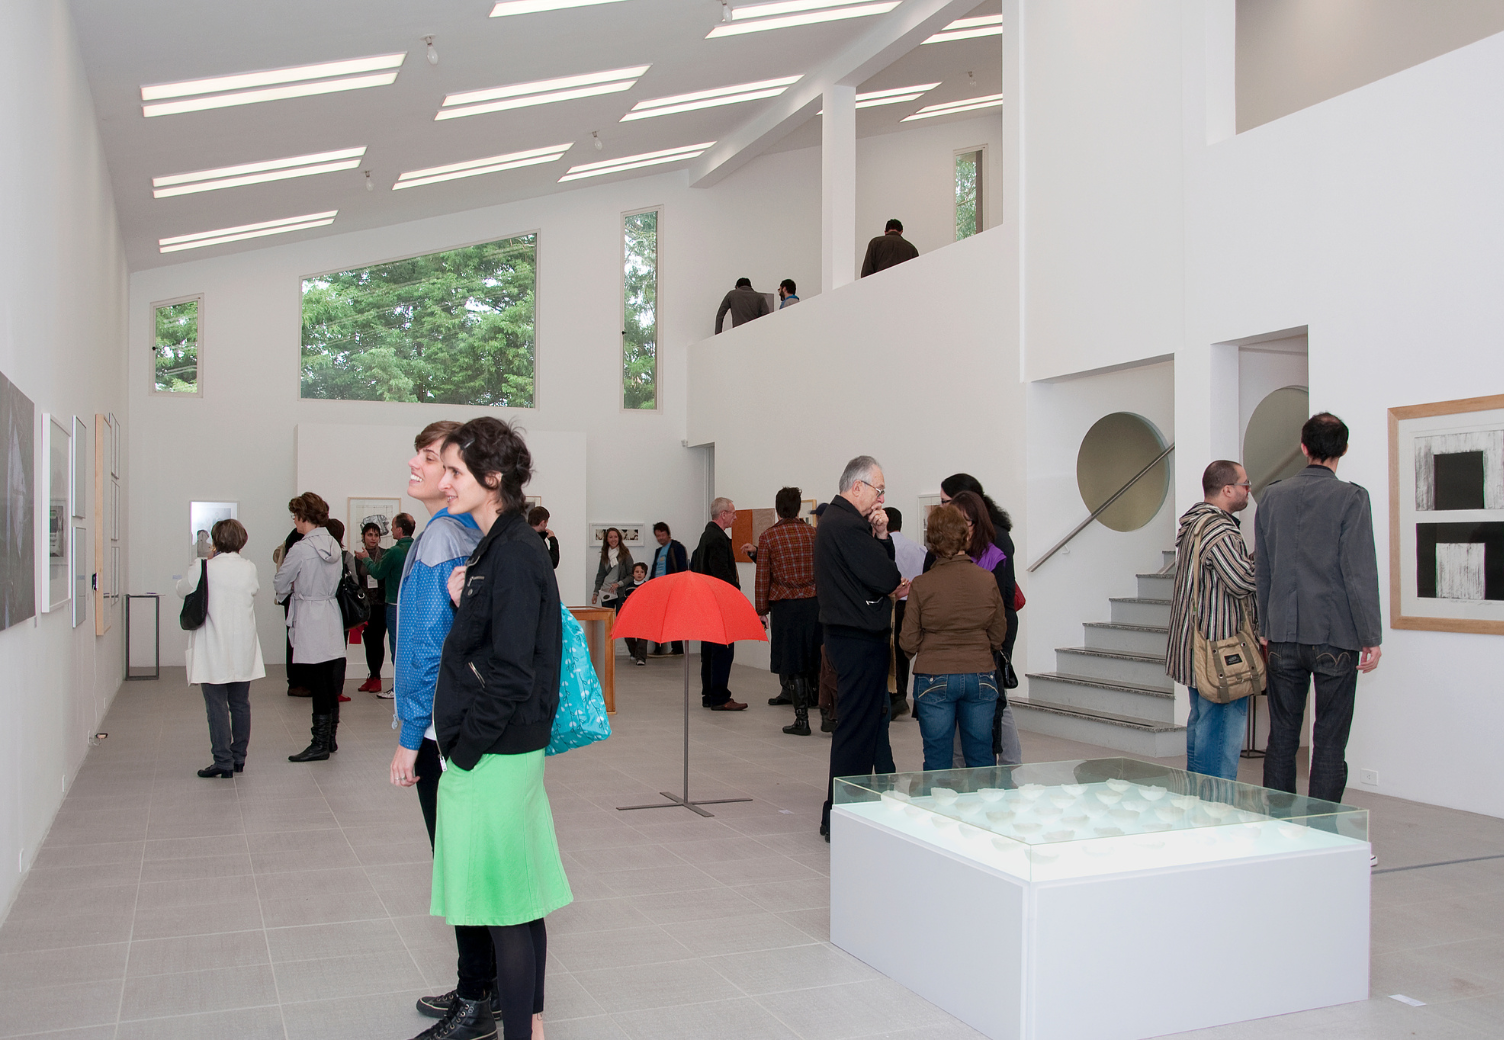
[{"left": 0, "top": 0, "right": 129, "bottom": 916}]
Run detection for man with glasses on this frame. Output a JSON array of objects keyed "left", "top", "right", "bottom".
[
  {"left": 1166, "top": 460, "right": 1257, "bottom": 781},
  {"left": 816, "top": 456, "right": 906, "bottom": 840},
  {"left": 690, "top": 498, "right": 748, "bottom": 710}
]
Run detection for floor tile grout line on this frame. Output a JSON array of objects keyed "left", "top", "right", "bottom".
[{"left": 1373, "top": 853, "right": 1504, "bottom": 875}]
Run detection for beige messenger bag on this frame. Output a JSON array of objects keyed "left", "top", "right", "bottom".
[{"left": 1188, "top": 517, "right": 1265, "bottom": 705}]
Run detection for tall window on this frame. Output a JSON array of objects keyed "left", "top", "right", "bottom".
[
  {"left": 622, "top": 209, "right": 659, "bottom": 410},
  {"left": 301, "top": 234, "right": 537, "bottom": 407},
  {"left": 955, "top": 149, "right": 983, "bottom": 240},
  {"left": 153, "top": 297, "right": 200, "bottom": 394}
]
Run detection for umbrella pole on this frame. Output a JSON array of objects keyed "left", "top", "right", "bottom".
[{"left": 616, "top": 644, "right": 752, "bottom": 818}]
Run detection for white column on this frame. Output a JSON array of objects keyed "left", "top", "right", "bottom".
[{"left": 821, "top": 85, "right": 857, "bottom": 294}]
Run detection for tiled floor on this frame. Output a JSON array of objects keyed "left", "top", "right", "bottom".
[{"left": 3, "top": 657, "right": 1503, "bottom": 1040}]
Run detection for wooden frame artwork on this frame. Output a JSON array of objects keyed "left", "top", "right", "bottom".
[{"left": 1389, "top": 393, "right": 1504, "bottom": 635}]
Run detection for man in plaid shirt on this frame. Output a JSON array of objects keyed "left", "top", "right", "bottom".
[{"left": 754, "top": 487, "right": 823, "bottom": 736}]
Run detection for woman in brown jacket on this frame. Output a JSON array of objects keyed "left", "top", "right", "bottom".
[{"left": 899, "top": 505, "right": 1009, "bottom": 770}]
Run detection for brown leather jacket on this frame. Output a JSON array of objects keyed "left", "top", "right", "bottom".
[{"left": 898, "top": 553, "right": 1008, "bottom": 675}]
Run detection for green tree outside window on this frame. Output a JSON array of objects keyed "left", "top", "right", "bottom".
[
  {"left": 955, "top": 151, "right": 982, "bottom": 241},
  {"left": 622, "top": 210, "right": 658, "bottom": 410},
  {"left": 301, "top": 235, "right": 537, "bottom": 407},
  {"left": 154, "top": 299, "right": 199, "bottom": 394}
]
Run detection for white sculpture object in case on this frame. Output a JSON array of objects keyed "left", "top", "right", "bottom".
[{"left": 830, "top": 758, "right": 1370, "bottom": 1040}]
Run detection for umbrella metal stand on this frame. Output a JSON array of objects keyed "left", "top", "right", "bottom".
[{"left": 617, "top": 652, "right": 752, "bottom": 818}]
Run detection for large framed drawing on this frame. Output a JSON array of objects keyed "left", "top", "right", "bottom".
[
  {"left": 348, "top": 497, "right": 402, "bottom": 548},
  {"left": 42, "top": 414, "right": 71, "bottom": 612},
  {"left": 0, "top": 368, "right": 35, "bottom": 632},
  {"left": 190, "top": 501, "right": 237, "bottom": 557},
  {"left": 72, "top": 525, "right": 88, "bottom": 628},
  {"left": 93, "top": 414, "right": 110, "bottom": 634},
  {"left": 1389, "top": 393, "right": 1504, "bottom": 634},
  {"left": 71, "top": 416, "right": 87, "bottom": 518}
]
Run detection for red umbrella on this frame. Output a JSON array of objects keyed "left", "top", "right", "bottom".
[{"left": 611, "top": 570, "right": 767, "bottom": 818}]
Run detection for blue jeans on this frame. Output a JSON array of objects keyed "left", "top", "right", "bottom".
[
  {"left": 914, "top": 672, "right": 997, "bottom": 772},
  {"left": 1185, "top": 687, "right": 1248, "bottom": 781}
]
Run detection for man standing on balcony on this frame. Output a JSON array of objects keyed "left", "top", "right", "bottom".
[
  {"left": 714, "top": 277, "right": 771, "bottom": 333},
  {"left": 860, "top": 219, "right": 919, "bottom": 277}
]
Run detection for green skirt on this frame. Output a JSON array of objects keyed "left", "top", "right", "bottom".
[{"left": 431, "top": 750, "right": 573, "bottom": 927}]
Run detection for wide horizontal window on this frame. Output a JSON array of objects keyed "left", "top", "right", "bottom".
[{"left": 301, "top": 234, "right": 537, "bottom": 407}]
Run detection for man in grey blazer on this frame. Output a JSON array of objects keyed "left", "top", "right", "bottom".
[{"left": 1255, "top": 412, "right": 1382, "bottom": 806}]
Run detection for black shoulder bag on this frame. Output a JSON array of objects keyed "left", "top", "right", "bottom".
[
  {"left": 336, "top": 552, "right": 371, "bottom": 630},
  {"left": 180, "top": 559, "right": 208, "bottom": 631}
]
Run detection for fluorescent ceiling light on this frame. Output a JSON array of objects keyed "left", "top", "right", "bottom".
[
  {"left": 438, "top": 65, "right": 649, "bottom": 120},
  {"left": 491, "top": 0, "right": 629, "bottom": 14},
  {"left": 817, "top": 83, "right": 940, "bottom": 113},
  {"left": 559, "top": 142, "right": 714, "bottom": 182},
  {"left": 158, "top": 211, "right": 336, "bottom": 253},
  {"left": 730, "top": 0, "right": 870, "bottom": 18},
  {"left": 151, "top": 147, "right": 366, "bottom": 198},
  {"left": 923, "top": 13, "right": 1004, "bottom": 43},
  {"left": 708, "top": 1, "right": 898, "bottom": 37},
  {"left": 141, "top": 54, "right": 404, "bottom": 117},
  {"left": 901, "top": 93, "right": 1003, "bottom": 121},
  {"left": 622, "top": 75, "right": 800, "bottom": 120},
  {"left": 394, "top": 144, "right": 572, "bottom": 189}
]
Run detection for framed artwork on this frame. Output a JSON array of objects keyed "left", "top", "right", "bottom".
[
  {"left": 110, "top": 477, "right": 120, "bottom": 541},
  {"left": 72, "top": 525, "right": 88, "bottom": 628},
  {"left": 525, "top": 495, "right": 543, "bottom": 511},
  {"left": 71, "top": 416, "right": 87, "bottom": 519},
  {"left": 802, "top": 498, "right": 819, "bottom": 527},
  {"left": 349, "top": 497, "right": 403, "bottom": 548},
  {"left": 93, "top": 414, "right": 110, "bottom": 635},
  {"left": 190, "top": 501, "right": 237, "bottom": 557},
  {"left": 731, "top": 507, "right": 777, "bottom": 563},
  {"left": 1389, "top": 393, "right": 1504, "bottom": 634},
  {"left": 918, "top": 493, "right": 944, "bottom": 544},
  {"left": 109, "top": 412, "right": 119, "bottom": 478},
  {"left": 42, "top": 414, "right": 71, "bottom": 611},
  {"left": 592, "top": 523, "right": 644, "bottom": 547},
  {"left": 0, "top": 368, "right": 35, "bottom": 633}
]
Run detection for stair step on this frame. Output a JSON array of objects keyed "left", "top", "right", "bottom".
[
  {"left": 1011, "top": 696, "right": 1187, "bottom": 758},
  {"left": 1109, "top": 596, "right": 1172, "bottom": 626},
  {"left": 1027, "top": 671, "right": 1176, "bottom": 723},
  {"left": 1052, "top": 648, "right": 1172, "bottom": 691},
  {"left": 1135, "top": 572, "right": 1175, "bottom": 599},
  {"left": 1082, "top": 621, "right": 1168, "bottom": 656}
]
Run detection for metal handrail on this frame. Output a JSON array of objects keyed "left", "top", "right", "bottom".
[{"left": 1026, "top": 443, "right": 1175, "bottom": 573}]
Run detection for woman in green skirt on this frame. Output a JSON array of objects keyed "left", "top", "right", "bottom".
[{"left": 425, "top": 416, "right": 572, "bottom": 1040}]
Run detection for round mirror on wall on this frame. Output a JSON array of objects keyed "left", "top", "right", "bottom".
[
  {"left": 1245, "top": 386, "right": 1309, "bottom": 499},
  {"left": 1076, "top": 412, "right": 1171, "bottom": 532}
]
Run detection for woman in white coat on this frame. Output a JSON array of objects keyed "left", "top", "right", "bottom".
[
  {"left": 175, "top": 519, "right": 265, "bottom": 778},
  {"left": 273, "top": 492, "right": 345, "bottom": 762}
]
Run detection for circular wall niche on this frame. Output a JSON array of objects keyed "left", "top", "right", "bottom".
[
  {"left": 1244, "top": 386, "right": 1309, "bottom": 498},
  {"left": 1075, "top": 412, "right": 1170, "bottom": 532}
]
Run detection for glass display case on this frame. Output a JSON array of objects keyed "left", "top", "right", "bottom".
[{"left": 834, "top": 757, "right": 1368, "bottom": 883}]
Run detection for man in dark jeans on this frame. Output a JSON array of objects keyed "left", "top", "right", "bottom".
[
  {"left": 1255, "top": 413, "right": 1382, "bottom": 816},
  {"left": 648, "top": 522, "right": 689, "bottom": 655},
  {"left": 690, "top": 499, "right": 748, "bottom": 710},
  {"left": 816, "top": 456, "right": 905, "bottom": 840}
]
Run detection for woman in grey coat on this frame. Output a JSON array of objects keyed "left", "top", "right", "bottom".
[{"left": 273, "top": 492, "right": 344, "bottom": 761}]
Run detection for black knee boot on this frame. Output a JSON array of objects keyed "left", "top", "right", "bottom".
[
  {"left": 783, "top": 678, "right": 811, "bottom": 736},
  {"left": 769, "top": 676, "right": 793, "bottom": 706},
  {"left": 328, "top": 701, "right": 340, "bottom": 754},
  {"left": 288, "top": 715, "right": 331, "bottom": 762}
]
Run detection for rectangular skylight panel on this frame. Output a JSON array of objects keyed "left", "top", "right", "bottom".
[
  {"left": 141, "top": 54, "right": 405, "bottom": 101},
  {"left": 443, "top": 66, "right": 651, "bottom": 108},
  {"left": 631, "top": 76, "right": 801, "bottom": 110},
  {"left": 158, "top": 211, "right": 337, "bottom": 253},
  {"left": 143, "top": 73, "right": 400, "bottom": 117},
  {"left": 855, "top": 93, "right": 920, "bottom": 109},
  {"left": 901, "top": 94, "right": 1003, "bottom": 120},
  {"left": 153, "top": 148, "right": 367, "bottom": 187},
  {"left": 708, "top": 2, "right": 898, "bottom": 37},
  {"left": 923, "top": 14, "right": 1004, "bottom": 43},
  {"left": 151, "top": 147, "right": 366, "bottom": 197},
  {"left": 730, "top": 0, "right": 876, "bottom": 19},
  {"left": 559, "top": 142, "right": 714, "bottom": 181},
  {"left": 437, "top": 81, "right": 637, "bottom": 120},
  {"left": 857, "top": 83, "right": 940, "bottom": 101},
  {"left": 393, "top": 145, "right": 572, "bottom": 189},
  {"left": 621, "top": 88, "right": 790, "bottom": 120},
  {"left": 622, "top": 76, "right": 801, "bottom": 120},
  {"left": 491, "top": 0, "right": 631, "bottom": 15}
]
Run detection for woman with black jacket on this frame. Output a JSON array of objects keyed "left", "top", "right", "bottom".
[{"left": 423, "top": 417, "right": 571, "bottom": 1040}]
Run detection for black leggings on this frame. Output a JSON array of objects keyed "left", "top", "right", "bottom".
[
  {"left": 304, "top": 658, "right": 342, "bottom": 715},
  {"left": 485, "top": 919, "right": 547, "bottom": 1038}
]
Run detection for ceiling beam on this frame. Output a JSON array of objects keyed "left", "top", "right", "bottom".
[{"left": 687, "top": 0, "right": 982, "bottom": 188}]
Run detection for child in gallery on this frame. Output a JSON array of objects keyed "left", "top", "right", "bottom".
[{"left": 618, "top": 562, "right": 649, "bottom": 665}]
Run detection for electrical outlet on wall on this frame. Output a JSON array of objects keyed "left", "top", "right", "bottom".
[{"left": 1359, "top": 769, "right": 1379, "bottom": 786}]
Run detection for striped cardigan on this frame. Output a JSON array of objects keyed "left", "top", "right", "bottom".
[{"left": 1165, "top": 503, "right": 1258, "bottom": 688}]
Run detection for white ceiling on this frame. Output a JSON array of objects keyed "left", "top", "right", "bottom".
[{"left": 68, "top": 0, "right": 1001, "bottom": 269}]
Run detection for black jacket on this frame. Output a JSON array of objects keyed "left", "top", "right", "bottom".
[
  {"left": 652, "top": 538, "right": 688, "bottom": 576},
  {"left": 860, "top": 231, "right": 919, "bottom": 277},
  {"left": 537, "top": 529, "right": 560, "bottom": 570},
  {"left": 715, "top": 287, "right": 771, "bottom": 334},
  {"left": 433, "top": 512, "right": 562, "bottom": 770},
  {"left": 814, "top": 495, "right": 900, "bottom": 632},
  {"left": 691, "top": 522, "right": 739, "bottom": 588}
]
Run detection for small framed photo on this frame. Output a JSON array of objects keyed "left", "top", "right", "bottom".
[
  {"left": 42, "top": 414, "right": 71, "bottom": 611},
  {"left": 72, "top": 526, "right": 88, "bottom": 628},
  {"left": 190, "top": 501, "right": 237, "bottom": 557},
  {"left": 917, "top": 494, "right": 944, "bottom": 544},
  {"left": 349, "top": 497, "right": 403, "bottom": 548},
  {"left": 592, "top": 523, "right": 644, "bottom": 548}
]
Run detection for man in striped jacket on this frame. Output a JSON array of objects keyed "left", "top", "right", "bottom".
[{"left": 1166, "top": 460, "right": 1257, "bottom": 781}]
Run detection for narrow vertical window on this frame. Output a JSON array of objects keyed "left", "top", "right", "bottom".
[
  {"left": 622, "top": 208, "right": 659, "bottom": 410},
  {"left": 955, "top": 149, "right": 983, "bottom": 240},
  {"left": 153, "top": 296, "right": 201, "bottom": 394}
]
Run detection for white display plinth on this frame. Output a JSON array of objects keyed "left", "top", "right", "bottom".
[{"left": 829, "top": 760, "right": 1370, "bottom": 1040}]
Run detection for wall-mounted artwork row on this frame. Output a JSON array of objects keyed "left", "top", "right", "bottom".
[
  {"left": 0, "top": 368, "right": 35, "bottom": 633},
  {"left": 1389, "top": 393, "right": 1504, "bottom": 635},
  {"left": 43, "top": 413, "right": 70, "bottom": 613}
]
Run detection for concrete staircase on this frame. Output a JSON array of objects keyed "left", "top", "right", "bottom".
[{"left": 1014, "top": 551, "right": 1187, "bottom": 758}]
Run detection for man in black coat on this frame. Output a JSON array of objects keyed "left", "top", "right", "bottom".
[
  {"left": 816, "top": 456, "right": 906, "bottom": 838},
  {"left": 714, "top": 277, "right": 771, "bottom": 334},
  {"left": 860, "top": 219, "right": 919, "bottom": 277},
  {"left": 690, "top": 498, "right": 748, "bottom": 710},
  {"left": 649, "top": 522, "right": 689, "bottom": 656}
]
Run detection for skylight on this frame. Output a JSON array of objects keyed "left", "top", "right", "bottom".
[
  {"left": 437, "top": 66, "right": 651, "bottom": 120},
  {"left": 490, "top": 0, "right": 631, "bottom": 15},
  {"left": 559, "top": 142, "right": 715, "bottom": 182},
  {"left": 901, "top": 93, "right": 1003, "bottom": 121},
  {"left": 923, "top": 13, "right": 1003, "bottom": 43},
  {"left": 151, "top": 148, "right": 366, "bottom": 198},
  {"left": 707, "top": 0, "right": 899, "bottom": 38},
  {"left": 621, "top": 76, "right": 801, "bottom": 120},
  {"left": 856, "top": 83, "right": 939, "bottom": 108},
  {"left": 141, "top": 55, "right": 404, "bottom": 117},
  {"left": 158, "top": 211, "right": 337, "bottom": 253},
  {"left": 393, "top": 145, "right": 573, "bottom": 189}
]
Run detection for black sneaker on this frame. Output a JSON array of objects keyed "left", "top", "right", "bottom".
[
  {"left": 408, "top": 995, "right": 495, "bottom": 1040},
  {"left": 417, "top": 990, "right": 500, "bottom": 1020}
]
